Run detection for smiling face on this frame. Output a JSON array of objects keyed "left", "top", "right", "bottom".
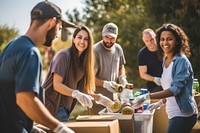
[
  {"left": 142, "top": 33, "right": 157, "bottom": 51},
  {"left": 160, "top": 31, "right": 177, "bottom": 56},
  {"left": 73, "top": 30, "right": 89, "bottom": 56},
  {"left": 102, "top": 35, "right": 116, "bottom": 50}
]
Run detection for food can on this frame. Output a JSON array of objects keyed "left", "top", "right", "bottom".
[
  {"left": 125, "top": 83, "right": 134, "bottom": 89},
  {"left": 115, "top": 84, "right": 123, "bottom": 92}
]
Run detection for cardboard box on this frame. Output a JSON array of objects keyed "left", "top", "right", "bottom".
[
  {"left": 151, "top": 99, "right": 168, "bottom": 133},
  {"left": 76, "top": 113, "right": 134, "bottom": 133},
  {"left": 191, "top": 122, "right": 200, "bottom": 133},
  {"left": 65, "top": 120, "right": 120, "bottom": 133},
  {"left": 98, "top": 108, "right": 154, "bottom": 133}
]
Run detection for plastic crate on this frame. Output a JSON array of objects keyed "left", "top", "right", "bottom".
[{"left": 99, "top": 108, "right": 155, "bottom": 133}]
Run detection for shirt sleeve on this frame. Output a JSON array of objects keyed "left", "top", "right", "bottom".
[
  {"left": 51, "top": 50, "right": 70, "bottom": 79},
  {"left": 169, "top": 57, "right": 193, "bottom": 96},
  {"left": 16, "top": 48, "right": 41, "bottom": 94}
]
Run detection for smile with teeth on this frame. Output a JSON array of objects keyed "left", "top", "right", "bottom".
[
  {"left": 163, "top": 45, "right": 169, "bottom": 48},
  {"left": 78, "top": 44, "right": 85, "bottom": 48}
]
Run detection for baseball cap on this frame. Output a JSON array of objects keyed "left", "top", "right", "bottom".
[
  {"left": 31, "top": 1, "right": 76, "bottom": 28},
  {"left": 102, "top": 23, "right": 118, "bottom": 38}
]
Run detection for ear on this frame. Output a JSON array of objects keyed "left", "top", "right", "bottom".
[
  {"left": 72, "top": 37, "right": 75, "bottom": 43},
  {"left": 48, "top": 17, "right": 57, "bottom": 30}
]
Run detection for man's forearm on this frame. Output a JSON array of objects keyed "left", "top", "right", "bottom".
[{"left": 16, "top": 91, "right": 59, "bottom": 130}]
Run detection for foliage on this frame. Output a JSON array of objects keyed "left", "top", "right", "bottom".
[
  {"left": 145, "top": 0, "right": 200, "bottom": 81},
  {"left": 0, "top": 25, "right": 19, "bottom": 52},
  {"left": 65, "top": 0, "right": 200, "bottom": 88},
  {"left": 1, "top": 1, "right": 199, "bottom": 88}
]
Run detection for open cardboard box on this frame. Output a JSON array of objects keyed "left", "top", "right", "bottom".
[
  {"left": 76, "top": 110, "right": 134, "bottom": 133},
  {"left": 65, "top": 120, "right": 120, "bottom": 133},
  {"left": 33, "top": 119, "right": 120, "bottom": 133}
]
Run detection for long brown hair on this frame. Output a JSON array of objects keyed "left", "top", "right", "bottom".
[
  {"left": 70, "top": 26, "right": 95, "bottom": 94},
  {"left": 156, "top": 23, "right": 191, "bottom": 60}
]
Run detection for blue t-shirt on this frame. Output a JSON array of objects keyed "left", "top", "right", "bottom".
[
  {"left": 137, "top": 46, "right": 163, "bottom": 92},
  {"left": 0, "top": 36, "right": 42, "bottom": 132}
]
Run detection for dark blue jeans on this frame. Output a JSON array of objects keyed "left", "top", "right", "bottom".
[
  {"left": 55, "top": 106, "right": 69, "bottom": 122},
  {"left": 167, "top": 114, "right": 197, "bottom": 133}
]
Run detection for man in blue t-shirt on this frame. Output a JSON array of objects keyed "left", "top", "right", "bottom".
[
  {"left": 0, "top": 1, "right": 76, "bottom": 133},
  {"left": 137, "top": 28, "right": 163, "bottom": 93}
]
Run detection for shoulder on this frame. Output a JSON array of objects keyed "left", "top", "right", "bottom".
[
  {"left": 113, "top": 43, "right": 123, "bottom": 52},
  {"left": 94, "top": 41, "right": 102, "bottom": 49},
  {"left": 138, "top": 46, "right": 148, "bottom": 56},
  {"left": 173, "top": 54, "right": 191, "bottom": 66},
  {"left": 94, "top": 41, "right": 104, "bottom": 53},
  {"left": 114, "top": 43, "right": 122, "bottom": 48},
  {"left": 14, "top": 36, "right": 40, "bottom": 57},
  {"left": 52, "top": 48, "right": 70, "bottom": 63},
  {"left": 139, "top": 46, "right": 148, "bottom": 53},
  {"left": 56, "top": 48, "right": 70, "bottom": 57}
]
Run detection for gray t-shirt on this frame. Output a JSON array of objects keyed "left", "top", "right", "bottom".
[
  {"left": 94, "top": 41, "right": 126, "bottom": 99},
  {"left": 42, "top": 48, "right": 84, "bottom": 115}
]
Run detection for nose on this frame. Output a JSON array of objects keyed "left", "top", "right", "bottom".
[{"left": 80, "top": 38, "right": 85, "bottom": 43}]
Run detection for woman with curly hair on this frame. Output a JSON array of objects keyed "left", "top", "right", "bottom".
[{"left": 133, "top": 23, "right": 198, "bottom": 133}]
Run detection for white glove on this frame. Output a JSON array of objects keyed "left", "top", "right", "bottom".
[
  {"left": 148, "top": 100, "right": 164, "bottom": 111},
  {"left": 31, "top": 126, "right": 46, "bottom": 133},
  {"left": 103, "top": 81, "right": 117, "bottom": 93},
  {"left": 132, "top": 94, "right": 150, "bottom": 109},
  {"left": 54, "top": 123, "right": 75, "bottom": 133},
  {"left": 72, "top": 90, "right": 94, "bottom": 108},
  {"left": 96, "top": 94, "right": 114, "bottom": 107},
  {"left": 154, "top": 77, "right": 161, "bottom": 86},
  {"left": 119, "top": 75, "right": 128, "bottom": 86}
]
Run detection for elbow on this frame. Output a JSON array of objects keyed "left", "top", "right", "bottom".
[
  {"left": 53, "top": 83, "right": 60, "bottom": 92},
  {"left": 139, "top": 74, "right": 145, "bottom": 79}
]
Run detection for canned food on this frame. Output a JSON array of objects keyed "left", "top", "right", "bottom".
[
  {"left": 140, "top": 88, "right": 148, "bottom": 95},
  {"left": 125, "top": 83, "right": 134, "bottom": 89},
  {"left": 115, "top": 84, "right": 123, "bottom": 92}
]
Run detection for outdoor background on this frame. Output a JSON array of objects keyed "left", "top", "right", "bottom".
[
  {"left": 1, "top": 0, "right": 199, "bottom": 87},
  {"left": 1, "top": 1, "right": 200, "bottom": 119}
]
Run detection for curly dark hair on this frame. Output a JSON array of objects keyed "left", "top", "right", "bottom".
[{"left": 156, "top": 23, "right": 191, "bottom": 60}]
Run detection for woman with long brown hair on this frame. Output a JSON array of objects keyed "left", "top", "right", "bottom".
[{"left": 42, "top": 26, "right": 113, "bottom": 122}]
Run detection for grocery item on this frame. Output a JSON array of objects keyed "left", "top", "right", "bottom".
[
  {"left": 193, "top": 79, "right": 199, "bottom": 93},
  {"left": 121, "top": 106, "right": 134, "bottom": 115},
  {"left": 115, "top": 84, "right": 123, "bottom": 92},
  {"left": 120, "top": 83, "right": 134, "bottom": 104},
  {"left": 107, "top": 100, "right": 121, "bottom": 113}
]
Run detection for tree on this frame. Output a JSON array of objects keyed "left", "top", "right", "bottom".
[
  {"left": 144, "top": 0, "right": 200, "bottom": 81},
  {"left": 0, "top": 25, "right": 19, "bottom": 52},
  {"left": 65, "top": 0, "right": 200, "bottom": 88}
]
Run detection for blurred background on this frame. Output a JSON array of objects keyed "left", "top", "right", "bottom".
[{"left": 1, "top": 0, "right": 200, "bottom": 89}]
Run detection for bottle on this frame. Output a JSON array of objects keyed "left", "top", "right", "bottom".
[
  {"left": 193, "top": 79, "right": 199, "bottom": 93},
  {"left": 120, "top": 83, "right": 134, "bottom": 104},
  {"left": 115, "top": 84, "right": 123, "bottom": 92}
]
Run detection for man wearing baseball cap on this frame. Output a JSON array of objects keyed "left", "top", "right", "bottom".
[
  {"left": 89, "top": 22, "right": 128, "bottom": 114},
  {"left": 0, "top": 1, "right": 76, "bottom": 133}
]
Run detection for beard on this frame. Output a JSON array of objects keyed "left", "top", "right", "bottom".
[
  {"left": 43, "top": 25, "right": 57, "bottom": 47},
  {"left": 102, "top": 41, "right": 114, "bottom": 49}
]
